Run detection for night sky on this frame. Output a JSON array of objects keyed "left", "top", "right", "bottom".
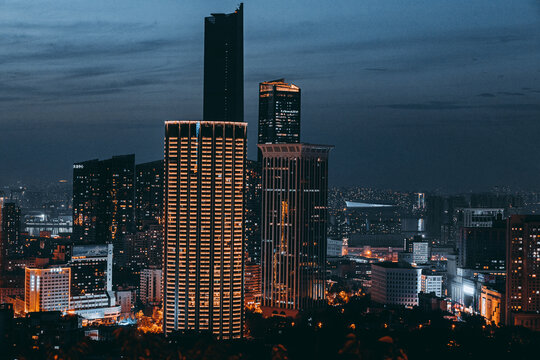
[{"left": 1, "top": 0, "right": 540, "bottom": 191}]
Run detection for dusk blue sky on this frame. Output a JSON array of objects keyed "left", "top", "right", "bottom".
[{"left": 1, "top": 0, "right": 540, "bottom": 191}]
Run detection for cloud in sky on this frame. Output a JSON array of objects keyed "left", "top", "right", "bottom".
[{"left": 1, "top": 0, "right": 540, "bottom": 191}]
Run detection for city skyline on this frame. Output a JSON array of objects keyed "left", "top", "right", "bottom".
[{"left": 1, "top": 0, "right": 540, "bottom": 191}]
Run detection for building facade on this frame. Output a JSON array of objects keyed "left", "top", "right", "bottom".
[
  {"left": 163, "top": 120, "right": 246, "bottom": 338},
  {"left": 506, "top": 215, "right": 540, "bottom": 330},
  {"left": 421, "top": 272, "right": 443, "bottom": 298},
  {"left": 135, "top": 160, "right": 164, "bottom": 231},
  {"left": 140, "top": 268, "right": 162, "bottom": 306},
  {"left": 244, "top": 159, "right": 261, "bottom": 265},
  {"left": 25, "top": 267, "right": 71, "bottom": 313},
  {"left": 458, "top": 219, "right": 506, "bottom": 270},
  {"left": 69, "top": 244, "right": 113, "bottom": 296},
  {"left": 259, "top": 143, "right": 332, "bottom": 312},
  {"left": 73, "top": 155, "right": 135, "bottom": 244},
  {"left": 371, "top": 262, "right": 422, "bottom": 307},
  {"left": 258, "top": 79, "right": 301, "bottom": 146}
]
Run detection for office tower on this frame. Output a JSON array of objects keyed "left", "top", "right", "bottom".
[
  {"left": 135, "top": 160, "right": 164, "bottom": 231},
  {"left": 457, "top": 218, "right": 506, "bottom": 270},
  {"left": 258, "top": 79, "right": 301, "bottom": 145},
  {"left": 259, "top": 143, "right": 332, "bottom": 312},
  {"left": 140, "top": 267, "right": 162, "bottom": 306},
  {"left": 371, "top": 262, "right": 422, "bottom": 307},
  {"left": 163, "top": 120, "right": 246, "bottom": 338},
  {"left": 73, "top": 155, "right": 135, "bottom": 244},
  {"left": 506, "top": 215, "right": 540, "bottom": 330},
  {"left": 25, "top": 267, "right": 71, "bottom": 312},
  {"left": 203, "top": 4, "right": 243, "bottom": 122},
  {"left": 1, "top": 202, "right": 21, "bottom": 259},
  {"left": 244, "top": 159, "right": 261, "bottom": 265}
]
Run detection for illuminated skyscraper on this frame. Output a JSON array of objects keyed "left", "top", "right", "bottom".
[
  {"left": 203, "top": 4, "right": 243, "bottom": 122},
  {"left": 506, "top": 215, "right": 540, "bottom": 330},
  {"left": 163, "top": 121, "right": 246, "bottom": 338},
  {"left": 258, "top": 79, "right": 301, "bottom": 146},
  {"left": 259, "top": 144, "right": 332, "bottom": 312}
]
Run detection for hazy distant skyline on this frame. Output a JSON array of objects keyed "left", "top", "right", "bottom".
[{"left": 1, "top": 0, "right": 540, "bottom": 191}]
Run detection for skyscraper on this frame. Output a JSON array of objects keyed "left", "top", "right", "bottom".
[
  {"left": 506, "top": 215, "right": 540, "bottom": 330},
  {"left": 259, "top": 143, "right": 332, "bottom": 312},
  {"left": 73, "top": 155, "right": 135, "bottom": 244},
  {"left": 258, "top": 79, "right": 301, "bottom": 145},
  {"left": 203, "top": 3, "right": 243, "bottom": 122},
  {"left": 163, "top": 121, "right": 246, "bottom": 338}
]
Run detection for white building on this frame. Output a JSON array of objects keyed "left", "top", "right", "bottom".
[
  {"left": 411, "top": 242, "right": 429, "bottom": 264},
  {"left": 327, "top": 238, "right": 348, "bottom": 257},
  {"left": 25, "top": 267, "right": 71, "bottom": 313},
  {"left": 421, "top": 272, "right": 443, "bottom": 297},
  {"left": 371, "top": 262, "right": 421, "bottom": 307}
]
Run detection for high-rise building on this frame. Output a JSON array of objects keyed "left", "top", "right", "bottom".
[
  {"left": 258, "top": 79, "right": 301, "bottom": 145},
  {"left": 259, "top": 143, "right": 332, "bottom": 312},
  {"left": 135, "top": 160, "right": 164, "bottom": 231},
  {"left": 25, "top": 267, "right": 71, "bottom": 313},
  {"left": 1, "top": 202, "right": 21, "bottom": 259},
  {"left": 203, "top": 4, "right": 243, "bottom": 122},
  {"left": 140, "top": 267, "right": 162, "bottom": 306},
  {"left": 163, "top": 120, "right": 246, "bottom": 338},
  {"left": 506, "top": 215, "right": 540, "bottom": 330},
  {"left": 73, "top": 155, "right": 135, "bottom": 245},
  {"left": 244, "top": 159, "right": 261, "bottom": 265}
]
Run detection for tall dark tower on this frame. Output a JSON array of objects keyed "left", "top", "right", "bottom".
[{"left": 203, "top": 3, "right": 243, "bottom": 122}]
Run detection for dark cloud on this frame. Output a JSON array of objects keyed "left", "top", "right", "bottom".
[
  {"left": 498, "top": 91, "right": 525, "bottom": 96},
  {"left": 477, "top": 93, "right": 496, "bottom": 97}
]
